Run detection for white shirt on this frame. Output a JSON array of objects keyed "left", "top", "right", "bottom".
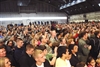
[
  {"left": 66, "top": 60, "right": 71, "bottom": 67},
  {"left": 36, "top": 63, "right": 44, "bottom": 67}
]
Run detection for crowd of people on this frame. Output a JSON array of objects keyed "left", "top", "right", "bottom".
[{"left": 0, "top": 22, "right": 100, "bottom": 67}]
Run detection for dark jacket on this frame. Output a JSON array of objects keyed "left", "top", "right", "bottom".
[
  {"left": 19, "top": 52, "right": 36, "bottom": 67},
  {"left": 31, "top": 60, "right": 51, "bottom": 67},
  {"left": 14, "top": 46, "right": 25, "bottom": 67},
  {"left": 89, "top": 37, "right": 100, "bottom": 59},
  {"left": 70, "top": 54, "right": 79, "bottom": 67}
]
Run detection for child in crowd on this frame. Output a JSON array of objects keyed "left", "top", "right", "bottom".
[{"left": 87, "top": 57, "right": 96, "bottom": 67}]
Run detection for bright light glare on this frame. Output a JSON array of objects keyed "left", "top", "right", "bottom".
[
  {"left": 98, "top": 3, "right": 100, "bottom": 6},
  {"left": 0, "top": 17, "right": 67, "bottom": 21}
]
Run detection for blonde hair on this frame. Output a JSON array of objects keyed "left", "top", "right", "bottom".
[
  {"left": 0, "top": 57, "right": 8, "bottom": 67},
  {"left": 67, "top": 38, "right": 74, "bottom": 46},
  {"left": 31, "top": 38, "right": 39, "bottom": 47},
  {"left": 33, "top": 49, "right": 43, "bottom": 58},
  {"left": 96, "top": 58, "right": 100, "bottom": 64}
]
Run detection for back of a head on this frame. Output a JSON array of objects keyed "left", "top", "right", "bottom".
[
  {"left": 76, "top": 62, "right": 86, "bottom": 67},
  {"left": 35, "top": 45, "right": 46, "bottom": 51},
  {"left": 26, "top": 44, "right": 34, "bottom": 51},
  {"left": 79, "top": 31, "right": 87, "bottom": 38},
  {"left": 94, "top": 31, "right": 100, "bottom": 37}
]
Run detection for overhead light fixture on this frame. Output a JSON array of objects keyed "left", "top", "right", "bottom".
[
  {"left": 98, "top": 3, "right": 100, "bottom": 6},
  {"left": 0, "top": 17, "right": 67, "bottom": 21}
]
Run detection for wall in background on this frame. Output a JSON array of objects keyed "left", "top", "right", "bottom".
[
  {"left": 0, "top": 12, "right": 67, "bottom": 27},
  {"left": 69, "top": 11, "right": 100, "bottom": 22}
]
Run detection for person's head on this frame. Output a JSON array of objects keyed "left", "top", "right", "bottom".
[
  {"left": 60, "top": 38, "right": 66, "bottom": 45},
  {"left": 0, "top": 39, "right": 4, "bottom": 46},
  {"left": 94, "top": 31, "right": 100, "bottom": 38},
  {"left": 16, "top": 38, "right": 24, "bottom": 48},
  {"left": 76, "top": 62, "right": 87, "bottom": 67},
  {"left": 26, "top": 44, "right": 34, "bottom": 55},
  {"left": 40, "top": 35, "right": 48, "bottom": 44},
  {"left": 0, "top": 57, "right": 11, "bottom": 67},
  {"left": 87, "top": 57, "right": 96, "bottom": 66},
  {"left": 96, "top": 58, "right": 100, "bottom": 67},
  {"left": 67, "top": 38, "right": 75, "bottom": 46},
  {"left": 7, "top": 40, "right": 14, "bottom": 47},
  {"left": 79, "top": 31, "right": 88, "bottom": 40},
  {"left": 31, "top": 38, "right": 39, "bottom": 47},
  {"left": 35, "top": 45, "right": 47, "bottom": 55},
  {"left": 57, "top": 46, "right": 69, "bottom": 59},
  {"left": 68, "top": 44, "right": 78, "bottom": 54},
  {"left": 0, "top": 46, "right": 6, "bottom": 57},
  {"left": 33, "top": 49, "right": 46, "bottom": 64},
  {"left": 47, "top": 40, "right": 52, "bottom": 47}
]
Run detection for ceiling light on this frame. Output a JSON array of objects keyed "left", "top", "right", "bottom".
[
  {"left": 0, "top": 17, "right": 67, "bottom": 21},
  {"left": 98, "top": 3, "right": 100, "bottom": 6}
]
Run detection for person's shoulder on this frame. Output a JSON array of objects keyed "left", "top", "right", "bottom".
[
  {"left": 44, "top": 59, "right": 51, "bottom": 67},
  {"left": 31, "top": 63, "right": 37, "bottom": 67}
]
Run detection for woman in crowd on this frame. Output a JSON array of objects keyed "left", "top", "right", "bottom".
[
  {"left": 87, "top": 57, "right": 96, "bottom": 67},
  {"left": 0, "top": 57, "right": 11, "bottom": 67}
]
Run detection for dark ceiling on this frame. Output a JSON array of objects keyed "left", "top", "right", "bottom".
[{"left": 0, "top": 0, "right": 100, "bottom": 15}]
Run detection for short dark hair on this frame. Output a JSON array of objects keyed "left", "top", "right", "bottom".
[
  {"left": 35, "top": 45, "right": 46, "bottom": 51},
  {"left": 0, "top": 46, "right": 5, "bottom": 49},
  {"left": 79, "top": 31, "right": 87, "bottom": 38},
  {"left": 86, "top": 56, "right": 94, "bottom": 64},
  {"left": 16, "top": 38, "right": 23, "bottom": 42},
  {"left": 68, "top": 44, "right": 78, "bottom": 53},
  {"left": 57, "top": 46, "right": 68, "bottom": 58},
  {"left": 26, "top": 44, "right": 34, "bottom": 51},
  {"left": 76, "top": 62, "right": 86, "bottom": 67},
  {"left": 94, "top": 31, "right": 100, "bottom": 37}
]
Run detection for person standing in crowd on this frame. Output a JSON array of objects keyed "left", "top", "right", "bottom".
[
  {"left": 78, "top": 31, "right": 91, "bottom": 63},
  {"left": 0, "top": 57, "right": 11, "bottom": 67},
  {"left": 55, "top": 46, "right": 69, "bottom": 67},
  {"left": 89, "top": 31, "right": 100, "bottom": 59},
  {"left": 19, "top": 44, "right": 35, "bottom": 67},
  {"left": 14, "top": 38, "right": 24, "bottom": 67},
  {"left": 31, "top": 49, "right": 51, "bottom": 67},
  {"left": 87, "top": 57, "right": 96, "bottom": 67},
  {"left": 59, "top": 37, "right": 67, "bottom": 46},
  {"left": 69, "top": 44, "right": 79, "bottom": 67},
  {"left": 50, "top": 30, "right": 58, "bottom": 43}
]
